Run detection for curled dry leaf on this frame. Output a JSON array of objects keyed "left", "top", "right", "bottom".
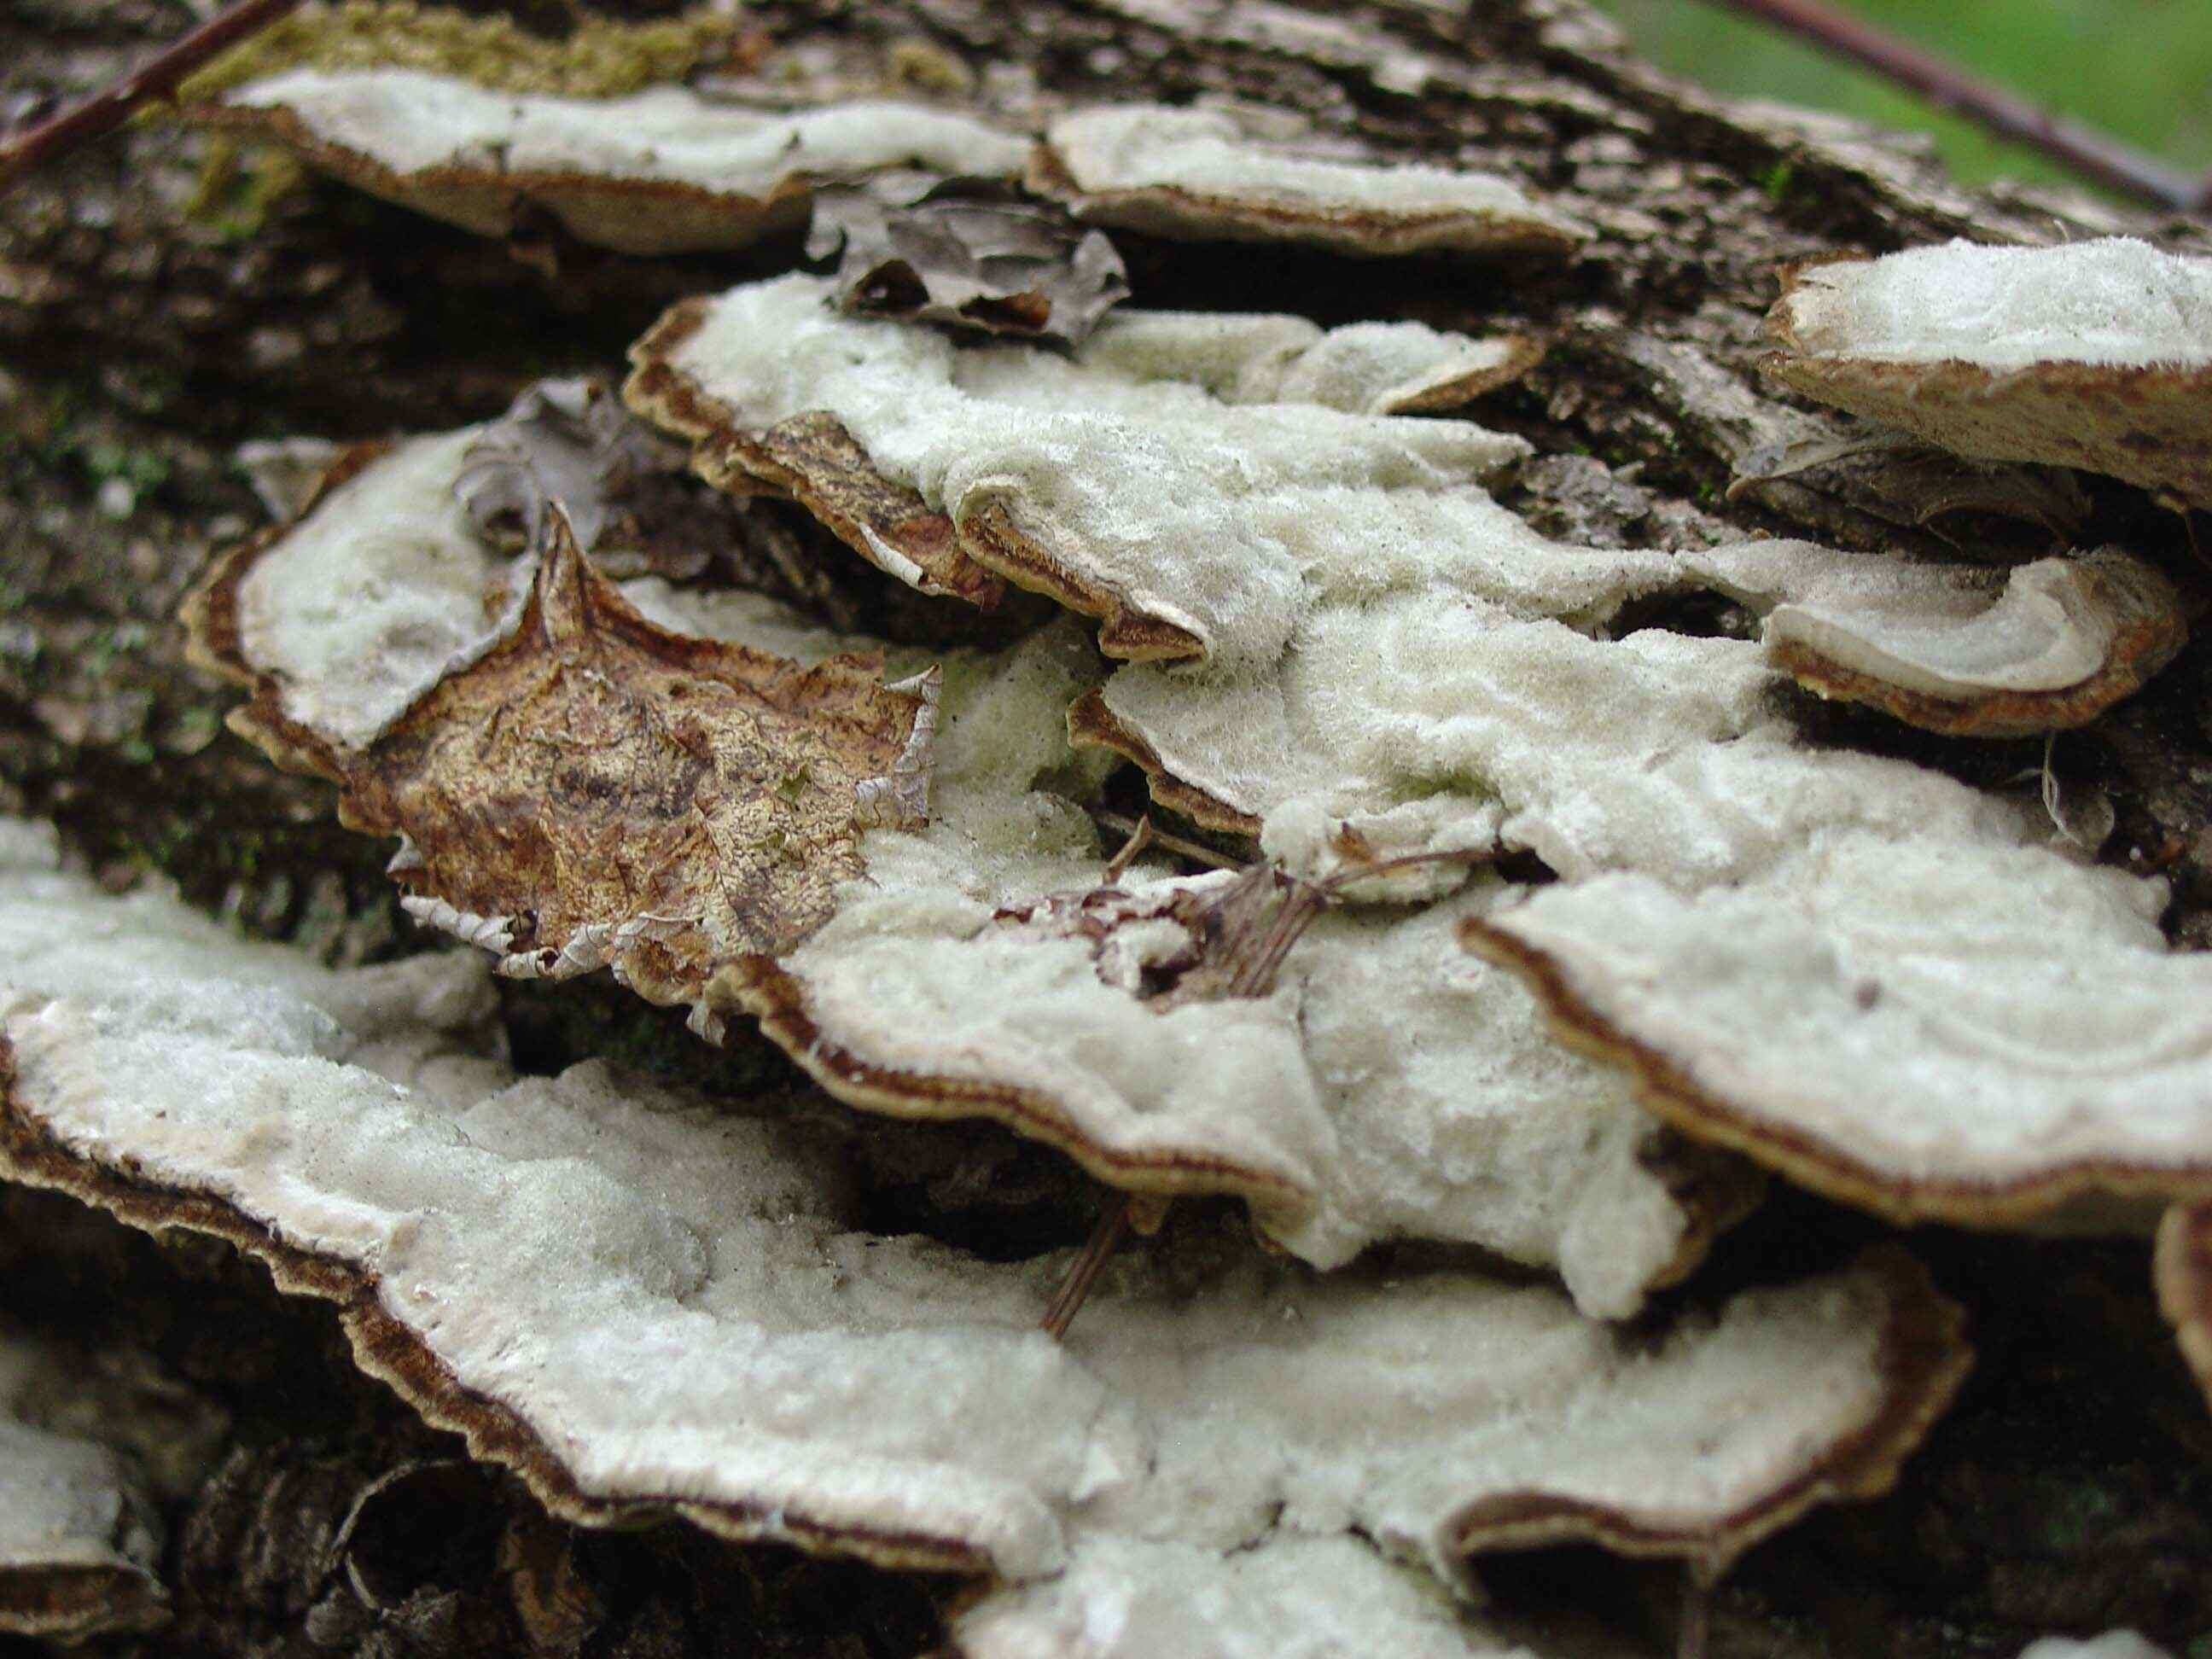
[
  {"left": 195, "top": 68, "right": 1031, "bottom": 253},
  {"left": 0, "top": 1334, "right": 172, "bottom": 1643},
  {"left": 806, "top": 175, "right": 1131, "bottom": 346},
  {"left": 1761, "top": 237, "right": 2212, "bottom": 510},
  {"left": 184, "top": 442, "right": 932, "bottom": 1028},
  {"left": 1032, "top": 103, "right": 1590, "bottom": 256},
  {"left": 183, "top": 426, "right": 1748, "bottom": 1314},
  {"left": 0, "top": 830, "right": 1970, "bottom": 1641},
  {"left": 456, "top": 376, "right": 694, "bottom": 564}
]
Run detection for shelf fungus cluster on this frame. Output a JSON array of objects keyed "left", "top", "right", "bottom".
[
  {"left": 11, "top": 48, "right": 2212, "bottom": 1650},
  {"left": 0, "top": 826, "right": 1967, "bottom": 1652}
]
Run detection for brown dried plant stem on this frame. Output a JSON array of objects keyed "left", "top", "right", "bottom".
[
  {"left": 1712, "top": 0, "right": 2209, "bottom": 212},
  {"left": 0, "top": 0, "right": 304, "bottom": 193},
  {"left": 1040, "top": 1195, "right": 1133, "bottom": 1340}
]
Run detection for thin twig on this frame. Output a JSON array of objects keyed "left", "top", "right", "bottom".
[
  {"left": 1102, "top": 814, "right": 1155, "bottom": 883},
  {"left": 1711, "top": 0, "right": 2208, "bottom": 212},
  {"left": 0, "top": 0, "right": 304, "bottom": 194},
  {"left": 1090, "top": 809, "right": 1245, "bottom": 873},
  {"left": 1676, "top": 1569, "right": 1711, "bottom": 1659},
  {"left": 1040, "top": 1194, "right": 1132, "bottom": 1341}
]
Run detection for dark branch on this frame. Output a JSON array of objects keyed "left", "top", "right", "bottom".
[
  {"left": 1711, "top": 0, "right": 2209, "bottom": 212},
  {"left": 0, "top": 0, "right": 303, "bottom": 194}
]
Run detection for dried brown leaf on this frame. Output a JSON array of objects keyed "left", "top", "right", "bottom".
[
  {"left": 335, "top": 512, "right": 932, "bottom": 1016},
  {"left": 807, "top": 176, "right": 1131, "bottom": 346}
]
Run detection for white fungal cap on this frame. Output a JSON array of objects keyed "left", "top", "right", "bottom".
[
  {"left": 1036, "top": 103, "right": 1589, "bottom": 255},
  {"left": 204, "top": 69, "right": 1032, "bottom": 253},
  {"left": 1763, "top": 238, "right": 2212, "bottom": 508}
]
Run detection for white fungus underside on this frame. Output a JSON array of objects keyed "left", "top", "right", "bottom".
[
  {"left": 1775, "top": 237, "right": 2212, "bottom": 371},
  {"left": 225, "top": 69, "right": 1032, "bottom": 197},
  {"left": 236, "top": 428, "right": 509, "bottom": 751},
  {"left": 1487, "top": 826, "right": 2212, "bottom": 1191},
  {"left": 2014, "top": 1637, "right": 2175, "bottom": 1659},
  {"left": 1043, "top": 104, "right": 1587, "bottom": 247},
  {"left": 0, "top": 831, "right": 1919, "bottom": 1632}
]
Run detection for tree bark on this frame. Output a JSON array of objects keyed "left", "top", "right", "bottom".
[{"left": 4, "top": 1, "right": 2212, "bottom": 1654}]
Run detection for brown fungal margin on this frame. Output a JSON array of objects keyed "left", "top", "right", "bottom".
[
  {"left": 958, "top": 502, "right": 1207, "bottom": 662},
  {"left": 190, "top": 100, "right": 815, "bottom": 256},
  {"left": 625, "top": 302, "right": 1206, "bottom": 659},
  {"left": 1461, "top": 917, "right": 2212, "bottom": 1227},
  {"left": 1761, "top": 256, "right": 2212, "bottom": 513},
  {"left": 1025, "top": 139, "right": 1586, "bottom": 260},
  {"left": 0, "top": 1566, "right": 167, "bottom": 1644},
  {"left": 626, "top": 299, "right": 1009, "bottom": 608},
  {"left": 0, "top": 1039, "right": 993, "bottom": 1577},
  {"left": 1382, "top": 333, "right": 1550, "bottom": 413},
  {"left": 708, "top": 955, "right": 1307, "bottom": 1208},
  {"left": 2156, "top": 1202, "right": 2212, "bottom": 1408},
  {"left": 1065, "top": 688, "right": 1259, "bottom": 835},
  {"left": 1768, "top": 573, "right": 2188, "bottom": 738},
  {"left": 179, "top": 439, "right": 390, "bottom": 783},
  {"left": 1445, "top": 1246, "right": 1970, "bottom": 1583}
]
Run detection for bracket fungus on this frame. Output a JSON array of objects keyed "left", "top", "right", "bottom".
[
  {"left": 1761, "top": 237, "right": 2212, "bottom": 510},
  {"left": 622, "top": 283, "right": 2212, "bottom": 1239},
  {"left": 629, "top": 282, "right": 2185, "bottom": 877},
  {"left": 1032, "top": 103, "right": 1591, "bottom": 256},
  {"left": 183, "top": 410, "right": 1760, "bottom": 1313},
  {"left": 196, "top": 67, "right": 1032, "bottom": 253},
  {"left": 626, "top": 279, "right": 1545, "bottom": 629},
  {"left": 0, "top": 1335, "right": 172, "bottom": 1643},
  {"left": 0, "top": 824, "right": 1970, "bottom": 1649}
]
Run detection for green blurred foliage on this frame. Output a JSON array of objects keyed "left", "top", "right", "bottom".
[{"left": 1591, "top": 0, "right": 2212, "bottom": 193}]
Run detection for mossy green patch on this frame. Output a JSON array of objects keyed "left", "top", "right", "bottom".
[{"left": 177, "top": 1, "right": 740, "bottom": 104}]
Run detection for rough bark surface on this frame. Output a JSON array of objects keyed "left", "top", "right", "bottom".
[{"left": 5, "top": 1, "right": 2212, "bottom": 1655}]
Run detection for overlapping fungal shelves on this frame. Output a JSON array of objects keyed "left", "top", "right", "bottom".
[
  {"left": 0, "top": 824, "right": 1970, "bottom": 1651},
  {"left": 0, "top": 1335, "right": 170, "bottom": 1643},
  {"left": 31, "top": 26, "right": 2212, "bottom": 1644},
  {"left": 194, "top": 68, "right": 1033, "bottom": 253},
  {"left": 620, "top": 273, "right": 2212, "bottom": 1246},
  {"left": 181, "top": 401, "right": 1750, "bottom": 1315}
]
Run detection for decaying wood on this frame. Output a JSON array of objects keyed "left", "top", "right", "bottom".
[{"left": 5, "top": 1, "right": 2212, "bottom": 1654}]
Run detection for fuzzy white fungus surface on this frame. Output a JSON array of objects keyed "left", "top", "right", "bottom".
[
  {"left": 1775, "top": 238, "right": 2212, "bottom": 371},
  {"left": 227, "top": 69, "right": 1031, "bottom": 198},
  {"left": 1043, "top": 104, "right": 1588, "bottom": 251},
  {"left": 0, "top": 830, "right": 1930, "bottom": 1629}
]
